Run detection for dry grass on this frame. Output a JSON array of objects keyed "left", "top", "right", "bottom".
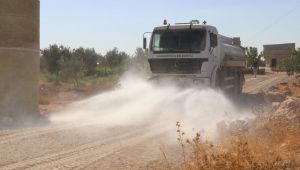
[
  {"left": 274, "top": 75, "right": 300, "bottom": 97},
  {"left": 158, "top": 77, "right": 300, "bottom": 169},
  {"left": 39, "top": 95, "right": 50, "bottom": 105},
  {"left": 38, "top": 74, "right": 119, "bottom": 115},
  {"left": 164, "top": 107, "right": 300, "bottom": 170}
]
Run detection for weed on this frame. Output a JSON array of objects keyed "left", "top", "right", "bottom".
[
  {"left": 39, "top": 95, "right": 50, "bottom": 105},
  {"left": 160, "top": 144, "right": 172, "bottom": 170},
  {"left": 170, "top": 119, "right": 299, "bottom": 170}
]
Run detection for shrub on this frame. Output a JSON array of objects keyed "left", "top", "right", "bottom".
[
  {"left": 167, "top": 121, "right": 298, "bottom": 170},
  {"left": 41, "top": 45, "right": 103, "bottom": 77},
  {"left": 46, "top": 73, "right": 60, "bottom": 83},
  {"left": 105, "top": 47, "right": 130, "bottom": 68},
  {"left": 95, "top": 67, "right": 114, "bottom": 77},
  {"left": 280, "top": 50, "right": 300, "bottom": 75},
  {"left": 59, "top": 56, "right": 84, "bottom": 88}
]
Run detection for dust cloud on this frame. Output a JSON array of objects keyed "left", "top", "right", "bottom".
[{"left": 51, "top": 73, "right": 253, "bottom": 139}]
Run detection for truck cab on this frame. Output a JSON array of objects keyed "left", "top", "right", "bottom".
[{"left": 144, "top": 20, "right": 246, "bottom": 92}]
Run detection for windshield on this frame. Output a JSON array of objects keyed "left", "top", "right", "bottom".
[{"left": 151, "top": 29, "right": 206, "bottom": 53}]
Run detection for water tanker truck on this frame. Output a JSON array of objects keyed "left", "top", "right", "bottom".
[{"left": 143, "top": 20, "right": 246, "bottom": 94}]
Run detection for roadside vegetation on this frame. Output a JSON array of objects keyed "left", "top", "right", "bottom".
[
  {"left": 39, "top": 45, "right": 148, "bottom": 111},
  {"left": 245, "top": 47, "right": 265, "bottom": 68},
  {"left": 40, "top": 45, "right": 148, "bottom": 88},
  {"left": 159, "top": 75, "right": 300, "bottom": 170},
  {"left": 170, "top": 115, "right": 299, "bottom": 170},
  {"left": 161, "top": 100, "right": 300, "bottom": 170},
  {"left": 245, "top": 47, "right": 266, "bottom": 75},
  {"left": 280, "top": 49, "right": 300, "bottom": 75}
]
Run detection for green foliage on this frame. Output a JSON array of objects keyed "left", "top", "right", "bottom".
[
  {"left": 95, "top": 67, "right": 114, "bottom": 77},
  {"left": 246, "top": 47, "right": 262, "bottom": 67},
  {"left": 72, "top": 47, "right": 100, "bottom": 75},
  {"left": 59, "top": 56, "right": 84, "bottom": 87},
  {"left": 41, "top": 45, "right": 73, "bottom": 75},
  {"left": 280, "top": 50, "right": 300, "bottom": 75},
  {"left": 41, "top": 45, "right": 131, "bottom": 86},
  {"left": 41, "top": 45, "right": 102, "bottom": 76},
  {"left": 41, "top": 44, "right": 62, "bottom": 74},
  {"left": 105, "top": 47, "right": 129, "bottom": 68},
  {"left": 46, "top": 73, "right": 60, "bottom": 83}
]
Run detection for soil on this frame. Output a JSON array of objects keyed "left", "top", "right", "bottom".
[{"left": 0, "top": 72, "right": 299, "bottom": 170}]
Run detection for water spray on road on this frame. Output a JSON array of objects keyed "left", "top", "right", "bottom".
[{"left": 51, "top": 73, "right": 253, "bottom": 139}]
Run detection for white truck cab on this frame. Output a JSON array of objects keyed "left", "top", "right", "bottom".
[{"left": 144, "top": 20, "right": 246, "bottom": 93}]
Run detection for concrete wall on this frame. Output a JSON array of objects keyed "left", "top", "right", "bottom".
[
  {"left": 0, "top": 0, "right": 40, "bottom": 125},
  {"left": 264, "top": 43, "right": 295, "bottom": 69}
]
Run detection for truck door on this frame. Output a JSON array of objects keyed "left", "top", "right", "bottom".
[{"left": 209, "top": 32, "right": 219, "bottom": 85}]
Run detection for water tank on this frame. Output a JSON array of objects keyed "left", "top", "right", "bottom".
[
  {"left": 223, "top": 44, "right": 245, "bottom": 58},
  {"left": 223, "top": 44, "right": 246, "bottom": 68},
  {"left": 0, "top": 0, "right": 41, "bottom": 127}
]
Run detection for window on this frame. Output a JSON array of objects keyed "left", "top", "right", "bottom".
[
  {"left": 151, "top": 29, "right": 206, "bottom": 53},
  {"left": 210, "top": 33, "right": 218, "bottom": 48}
]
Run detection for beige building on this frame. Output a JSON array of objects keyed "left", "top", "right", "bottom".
[{"left": 264, "top": 43, "right": 296, "bottom": 69}]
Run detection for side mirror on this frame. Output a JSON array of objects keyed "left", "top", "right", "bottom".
[
  {"left": 210, "top": 33, "right": 218, "bottom": 48},
  {"left": 143, "top": 37, "right": 147, "bottom": 49}
]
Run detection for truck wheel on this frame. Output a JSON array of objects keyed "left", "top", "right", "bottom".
[
  {"left": 234, "top": 71, "right": 243, "bottom": 95},
  {"left": 214, "top": 69, "right": 224, "bottom": 88}
]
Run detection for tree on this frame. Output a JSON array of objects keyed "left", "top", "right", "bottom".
[
  {"left": 41, "top": 44, "right": 62, "bottom": 75},
  {"left": 41, "top": 44, "right": 72, "bottom": 75},
  {"left": 41, "top": 45, "right": 133, "bottom": 81},
  {"left": 60, "top": 45, "right": 72, "bottom": 61},
  {"left": 72, "top": 47, "right": 100, "bottom": 75},
  {"left": 59, "top": 56, "right": 84, "bottom": 88},
  {"left": 131, "top": 48, "right": 149, "bottom": 73},
  {"left": 105, "top": 47, "right": 129, "bottom": 68},
  {"left": 83, "top": 48, "right": 100, "bottom": 75},
  {"left": 246, "top": 47, "right": 261, "bottom": 67},
  {"left": 280, "top": 50, "right": 300, "bottom": 75}
]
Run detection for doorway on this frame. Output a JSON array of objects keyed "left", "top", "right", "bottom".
[{"left": 271, "top": 58, "right": 277, "bottom": 68}]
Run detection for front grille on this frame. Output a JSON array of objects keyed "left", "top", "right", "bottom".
[{"left": 148, "top": 58, "right": 208, "bottom": 74}]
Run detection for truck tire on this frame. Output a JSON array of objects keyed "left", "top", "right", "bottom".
[
  {"left": 234, "top": 71, "right": 244, "bottom": 95},
  {"left": 215, "top": 68, "right": 244, "bottom": 96},
  {"left": 214, "top": 69, "right": 224, "bottom": 88}
]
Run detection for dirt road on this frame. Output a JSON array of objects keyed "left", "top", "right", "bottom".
[
  {"left": 0, "top": 122, "right": 176, "bottom": 170},
  {"left": 0, "top": 73, "right": 289, "bottom": 170},
  {"left": 243, "top": 72, "right": 289, "bottom": 93}
]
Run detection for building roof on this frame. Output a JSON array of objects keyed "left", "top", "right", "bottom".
[
  {"left": 263, "top": 43, "right": 295, "bottom": 49},
  {"left": 263, "top": 43, "right": 296, "bottom": 58}
]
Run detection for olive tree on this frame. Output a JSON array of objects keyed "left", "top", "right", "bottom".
[{"left": 280, "top": 50, "right": 300, "bottom": 75}]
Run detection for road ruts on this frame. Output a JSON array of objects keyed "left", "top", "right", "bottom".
[
  {"left": 0, "top": 122, "right": 172, "bottom": 170},
  {"left": 243, "top": 72, "right": 288, "bottom": 93}
]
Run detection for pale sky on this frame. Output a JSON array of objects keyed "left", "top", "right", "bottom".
[{"left": 41, "top": 0, "right": 300, "bottom": 55}]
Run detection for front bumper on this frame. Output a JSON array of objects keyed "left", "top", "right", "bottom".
[{"left": 149, "top": 75, "right": 211, "bottom": 87}]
